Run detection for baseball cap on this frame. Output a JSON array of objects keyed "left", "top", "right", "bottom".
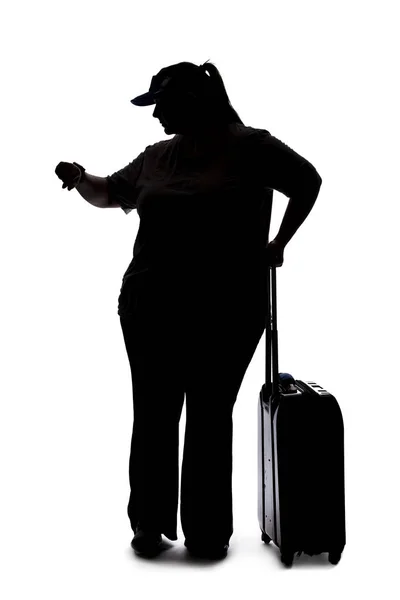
[{"left": 130, "top": 61, "right": 212, "bottom": 106}]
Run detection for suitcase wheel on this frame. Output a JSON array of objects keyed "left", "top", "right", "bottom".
[
  {"left": 328, "top": 551, "right": 342, "bottom": 565},
  {"left": 261, "top": 531, "right": 271, "bottom": 544}
]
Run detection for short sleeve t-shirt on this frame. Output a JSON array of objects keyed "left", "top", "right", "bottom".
[{"left": 106, "top": 123, "right": 321, "bottom": 317}]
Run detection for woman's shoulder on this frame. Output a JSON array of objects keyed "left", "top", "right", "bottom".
[{"left": 143, "top": 123, "right": 273, "bottom": 159}]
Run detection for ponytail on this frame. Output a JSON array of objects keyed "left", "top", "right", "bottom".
[{"left": 199, "top": 60, "right": 244, "bottom": 126}]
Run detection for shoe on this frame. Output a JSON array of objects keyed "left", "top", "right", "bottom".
[
  {"left": 131, "top": 528, "right": 163, "bottom": 557},
  {"left": 184, "top": 539, "right": 229, "bottom": 560}
]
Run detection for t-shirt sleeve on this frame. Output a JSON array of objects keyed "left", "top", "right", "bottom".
[
  {"left": 247, "top": 130, "right": 322, "bottom": 198},
  {"left": 106, "top": 149, "right": 146, "bottom": 214}
]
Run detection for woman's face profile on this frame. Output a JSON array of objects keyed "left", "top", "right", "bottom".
[{"left": 153, "top": 88, "right": 204, "bottom": 134}]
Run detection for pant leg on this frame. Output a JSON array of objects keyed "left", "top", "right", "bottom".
[
  {"left": 119, "top": 283, "right": 186, "bottom": 541},
  {"left": 180, "top": 278, "right": 266, "bottom": 545}
]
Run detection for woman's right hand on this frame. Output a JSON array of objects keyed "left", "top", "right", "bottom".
[{"left": 55, "top": 161, "right": 82, "bottom": 191}]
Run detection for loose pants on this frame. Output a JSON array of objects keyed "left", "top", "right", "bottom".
[{"left": 119, "top": 269, "right": 267, "bottom": 544}]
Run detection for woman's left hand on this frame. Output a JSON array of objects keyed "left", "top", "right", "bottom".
[{"left": 264, "top": 239, "right": 285, "bottom": 267}]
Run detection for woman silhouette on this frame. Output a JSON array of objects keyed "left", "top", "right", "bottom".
[{"left": 55, "top": 60, "right": 322, "bottom": 559}]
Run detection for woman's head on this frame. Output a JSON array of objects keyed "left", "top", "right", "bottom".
[{"left": 150, "top": 60, "right": 244, "bottom": 136}]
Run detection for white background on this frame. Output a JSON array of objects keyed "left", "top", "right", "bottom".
[{"left": 1, "top": 0, "right": 399, "bottom": 597}]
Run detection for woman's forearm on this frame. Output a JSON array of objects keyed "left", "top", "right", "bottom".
[{"left": 75, "top": 173, "right": 109, "bottom": 208}]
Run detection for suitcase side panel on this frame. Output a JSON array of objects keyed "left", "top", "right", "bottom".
[{"left": 258, "top": 387, "right": 277, "bottom": 542}]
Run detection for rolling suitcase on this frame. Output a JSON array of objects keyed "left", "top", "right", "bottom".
[{"left": 257, "top": 263, "right": 346, "bottom": 566}]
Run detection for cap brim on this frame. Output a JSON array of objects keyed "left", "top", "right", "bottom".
[{"left": 130, "top": 92, "right": 155, "bottom": 106}]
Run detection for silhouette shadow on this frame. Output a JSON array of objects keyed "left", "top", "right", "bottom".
[
  {"left": 127, "top": 538, "right": 337, "bottom": 569},
  {"left": 127, "top": 539, "right": 230, "bottom": 567}
]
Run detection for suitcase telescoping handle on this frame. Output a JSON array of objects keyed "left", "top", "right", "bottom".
[
  {"left": 266, "top": 265, "right": 297, "bottom": 400},
  {"left": 265, "top": 265, "right": 280, "bottom": 402}
]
